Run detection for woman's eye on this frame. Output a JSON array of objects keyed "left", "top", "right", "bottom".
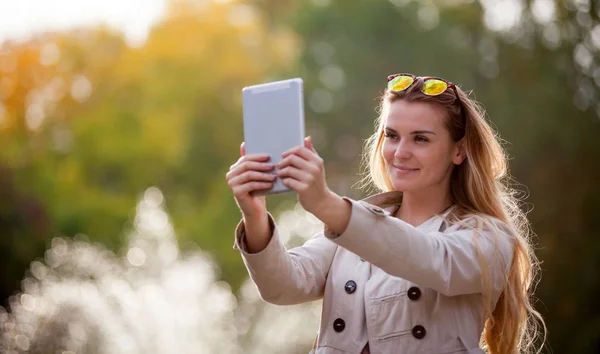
[
  {"left": 415, "top": 135, "right": 428, "bottom": 142},
  {"left": 384, "top": 132, "right": 398, "bottom": 139}
]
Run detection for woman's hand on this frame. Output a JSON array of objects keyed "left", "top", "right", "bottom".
[
  {"left": 277, "top": 136, "right": 334, "bottom": 215},
  {"left": 226, "top": 142, "right": 276, "bottom": 219}
]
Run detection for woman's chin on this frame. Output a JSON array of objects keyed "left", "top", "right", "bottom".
[{"left": 391, "top": 182, "right": 417, "bottom": 192}]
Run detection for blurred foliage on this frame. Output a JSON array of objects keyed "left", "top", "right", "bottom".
[
  {"left": 0, "top": 0, "right": 298, "bottom": 304},
  {"left": 1, "top": 0, "right": 599, "bottom": 352}
]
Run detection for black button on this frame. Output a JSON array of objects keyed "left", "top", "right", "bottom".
[
  {"left": 412, "top": 325, "right": 426, "bottom": 339},
  {"left": 407, "top": 287, "right": 421, "bottom": 301},
  {"left": 360, "top": 202, "right": 386, "bottom": 216},
  {"left": 369, "top": 206, "right": 385, "bottom": 215},
  {"left": 344, "top": 280, "right": 357, "bottom": 294},
  {"left": 333, "top": 318, "right": 345, "bottom": 332}
]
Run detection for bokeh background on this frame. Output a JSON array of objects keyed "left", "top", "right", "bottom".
[{"left": 0, "top": 0, "right": 599, "bottom": 353}]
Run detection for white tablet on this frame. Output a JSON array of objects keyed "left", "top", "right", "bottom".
[{"left": 242, "top": 78, "right": 305, "bottom": 195}]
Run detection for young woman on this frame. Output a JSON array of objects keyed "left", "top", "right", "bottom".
[{"left": 226, "top": 74, "right": 545, "bottom": 354}]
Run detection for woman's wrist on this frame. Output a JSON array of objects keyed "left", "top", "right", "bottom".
[
  {"left": 313, "top": 190, "right": 352, "bottom": 235},
  {"left": 243, "top": 207, "right": 268, "bottom": 224},
  {"left": 243, "top": 210, "right": 272, "bottom": 254}
]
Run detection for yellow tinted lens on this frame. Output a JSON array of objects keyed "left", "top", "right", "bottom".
[
  {"left": 422, "top": 79, "right": 448, "bottom": 95},
  {"left": 388, "top": 75, "right": 414, "bottom": 91}
]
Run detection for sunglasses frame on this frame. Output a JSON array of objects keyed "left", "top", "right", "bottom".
[{"left": 386, "top": 73, "right": 459, "bottom": 97}]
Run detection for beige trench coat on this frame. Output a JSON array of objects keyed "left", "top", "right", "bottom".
[{"left": 233, "top": 191, "right": 514, "bottom": 354}]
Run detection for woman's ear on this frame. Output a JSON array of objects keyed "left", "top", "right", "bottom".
[{"left": 453, "top": 140, "right": 466, "bottom": 165}]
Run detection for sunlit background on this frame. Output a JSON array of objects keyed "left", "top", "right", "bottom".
[{"left": 0, "top": 0, "right": 599, "bottom": 353}]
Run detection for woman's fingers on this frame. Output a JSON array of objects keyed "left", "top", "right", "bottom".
[
  {"left": 232, "top": 181, "right": 273, "bottom": 196},
  {"left": 225, "top": 152, "right": 277, "bottom": 197},
  {"left": 228, "top": 169, "right": 276, "bottom": 189},
  {"left": 278, "top": 165, "right": 311, "bottom": 183},
  {"left": 282, "top": 146, "right": 314, "bottom": 160},
  {"left": 281, "top": 147, "right": 323, "bottom": 174},
  {"left": 278, "top": 153, "right": 319, "bottom": 174},
  {"left": 234, "top": 153, "right": 270, "bottom": 166},
  {"left": 305, "top": 136, "right": 317, "bottom": 153},
  {"left": 281, "top": 177, "right": 304, "bottom": 192},
  {"left": 228, "top": 156, "right": 272, "bottom": 176},
  {"left": 231, "top": 160, "right": 273, "bottom": 173}
]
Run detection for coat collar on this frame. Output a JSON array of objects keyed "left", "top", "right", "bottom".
[{"left": 361, "top": 190, "right": 455, "bottom": 232}]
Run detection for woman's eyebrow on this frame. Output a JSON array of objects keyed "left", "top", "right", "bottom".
[
  {"left": 384, "top": 127, "right": 436, "bottom": 135},
  {"left": 411, "top": 130, "right": 436, "bottom": 135}
]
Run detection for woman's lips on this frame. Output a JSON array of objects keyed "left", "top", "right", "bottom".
[{"left": 393, "top": 166, "right": 419, "bottom": 174}]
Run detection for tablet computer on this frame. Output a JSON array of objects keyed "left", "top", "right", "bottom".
[{"left": 242, "top": 78, "right": 305, "bottom": 195}]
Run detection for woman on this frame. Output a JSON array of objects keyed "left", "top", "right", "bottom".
[{"left": 226, "top": 74, "right": 545, "bottom": 353}]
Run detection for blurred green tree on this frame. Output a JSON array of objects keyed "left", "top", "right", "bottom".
[{"left": 0, "top": 0, "right": 299, "bottom": 300}]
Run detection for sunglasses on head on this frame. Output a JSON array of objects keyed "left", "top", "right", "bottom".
[{"left": 386, "top": 73, "right": 459, "bottom": 97}]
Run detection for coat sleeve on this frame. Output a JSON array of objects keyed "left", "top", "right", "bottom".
[
  {"left": 325, "top": 198, "right": 514, "bottom": 298},
  {"left": 233, "top": 213, "right": 338, "bottom": 305}
]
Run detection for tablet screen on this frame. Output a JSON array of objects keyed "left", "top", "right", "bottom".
[{"left": 242, "top": 78, "right": 305, "bottom": 195}]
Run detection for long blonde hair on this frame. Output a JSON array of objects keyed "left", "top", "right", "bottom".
[{"left": 360, "top": 79, "right": 546, "bottom": 354}]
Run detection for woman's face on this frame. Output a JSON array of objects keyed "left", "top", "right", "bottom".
[{"left": 381, "top": 100, "right": 464, "bottom": 193}]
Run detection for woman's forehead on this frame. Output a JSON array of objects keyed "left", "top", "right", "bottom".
[{"left": 385, "top": 100, "right": 446, "bottom": 129}]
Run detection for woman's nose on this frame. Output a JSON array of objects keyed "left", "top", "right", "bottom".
[{"left": 394, "top": 141, "right": 412, "bottom": 160}]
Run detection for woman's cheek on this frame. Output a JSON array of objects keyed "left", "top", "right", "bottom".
[{"left": 381, "top": 144, "right": 394, "bottom": 162}]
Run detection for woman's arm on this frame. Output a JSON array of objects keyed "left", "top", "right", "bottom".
[
  {"left": 234, "top": 213, "right": 337, "bottom": 305},
  {"left": 226, "top": 139, "right": 338, "bottom": 305},
  {"left": 322, "top": 198, "right": 514, "bottom": 298}
]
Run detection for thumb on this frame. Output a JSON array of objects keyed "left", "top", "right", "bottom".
[
  {"left": 240, "top": 142, "right": 246, "bottom": 156},
  {"left": 305, "top": 136, "right": 316, "bottom": 152}
]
